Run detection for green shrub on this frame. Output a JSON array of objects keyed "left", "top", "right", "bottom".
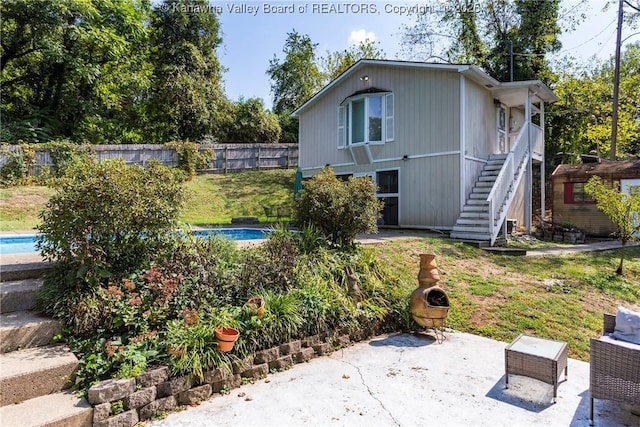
[
  {"left": 294, "top": 167, "right": 382, "bottom": 247},
  {"left": 44, "top": 140, "right": 94, "bottom": 176},
  {"left": 37, "top": 159, "right": 185, "bottom": 288},
  {"left": 166, "top": 140, "right": 214, "bottom": 180},
  {"left": 0, "top": 148, "right": 28, "bottom": 186}
]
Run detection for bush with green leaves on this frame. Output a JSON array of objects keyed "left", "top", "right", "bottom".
[
  {"left": 44, "top": 140, "right": 94, "bottom": 176},
  {"left": 37, "top": 159, "right": 186, "bottom": 288},
  {"left": 45, "top": 224, "right": 413, "bottom": 395},
  {"left": 166, "top": 140, "right": 214, "bottom": 179},
  {"left": 294, "top": 167, "right": 383, "bottom": 247}
]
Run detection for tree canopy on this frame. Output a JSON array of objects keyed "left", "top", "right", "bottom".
[
  {"left": 320, "top": 39, "right": 386, "bottom": 83},
  {"left": 401, "top": 0, "right": 563, "bottom": 84}
]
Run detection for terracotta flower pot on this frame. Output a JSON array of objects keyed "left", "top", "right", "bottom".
[
  {"left": 244, "top": 297, "right": 265, "bottom": 318},
  {"left": 215, "top": 327, "right": 239, "bottom": 352}
]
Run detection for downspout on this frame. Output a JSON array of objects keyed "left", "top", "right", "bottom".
[
  {"left": 459, "top": 74, "right": 466, "bottom": 212},
  {"left": 525, "top": 90, "right": 532, "bottom": 234}
]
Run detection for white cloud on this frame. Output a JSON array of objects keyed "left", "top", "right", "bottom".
[{"left": 348, "top": 29, "right": 376, "bottom": 45}]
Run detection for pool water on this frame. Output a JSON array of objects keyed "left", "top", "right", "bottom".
[{"left": 0, "top": 228, "right": 270, "bottom": 255}]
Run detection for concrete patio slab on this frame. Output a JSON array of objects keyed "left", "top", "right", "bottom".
[{"left": 149, "top": 331, "right": 639, "bottom": 427}]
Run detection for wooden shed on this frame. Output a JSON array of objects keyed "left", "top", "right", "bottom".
[{"left": 550, "top": 159, "right": 640, "bottom": 236}]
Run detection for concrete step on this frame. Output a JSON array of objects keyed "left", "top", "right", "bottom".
[
  {"left": 0, "top": 391, "right": 92, "bottom": 427},
  {"left": 0, "top": 311, "right": 61, "bottom": 353},
  {"left": 0, "top": 261, "right": 50, "bottom": 282},
  {"left": 0, "top": 345, "right": 78, "bottom": 407},
  {"left": 0, "top": 279, "right": 42, "bottom": 314}
]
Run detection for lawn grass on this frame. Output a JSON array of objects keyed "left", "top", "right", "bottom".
[
  {"left": 367, "top": 238, "right": 640, "bottom": 361},
  {"left": 180, "top": 169, "right": 296, "bottom": 225},
  {"left": 0, "top": 169, "right": 296, "bottom": 231},
  {"left": 0, "top": 185, "right": 55, "bottom": 232}
]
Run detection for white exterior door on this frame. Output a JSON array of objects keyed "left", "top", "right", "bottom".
[{"left": 496, "top": 105, "right": 507, "bottom": 154}]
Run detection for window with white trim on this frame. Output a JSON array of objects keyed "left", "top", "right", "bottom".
[{"left": 338, "top": 93, "right": 394, "bottom": 148}]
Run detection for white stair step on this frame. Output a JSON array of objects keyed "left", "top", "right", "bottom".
[
  {"left": 469, "top": 193, "right": 488, "bottom": 200},
  {"left": 0, "top": 279, "right": 42, "bottom": 314},
  {"left": 479, "top": 176, "right": 498, "bottom": 182},
  {"left": 0, "top": 391, "right": 92, "bottom": 427},
  {"left": 452, "top": 225, "right": 490, "bottom": 234},
  {"left": 462, "top": 207, "right": 489, "bottom": 214},
  {"left": 0, "top": 345, "right": 78, "bottom": 406},
  {"left": 481, "top": 170, "right": 500, "bottom": 177},
  {"left": 449, "top": 231, "right": 491, "bottom": 241},
  {"left": 484, "top": 164, "right": 502, "bottom": 171},
  {"left": 455, "top": 219, "right": 489, "bottom": 226},
  {"left": 467, "top": 200, "right": 489, "bottom": 206},
  {"left": 460, "top": 212, "right": 490, "bottom": 219},
  {"left": 472, "top": 187, "right": 491, "bottom": 193},
  {"left": 0, "top": 311, "right": 61, "bottom": 353},
  {"left": 489, "top": 154, "right": 508, "bottom": 160}
]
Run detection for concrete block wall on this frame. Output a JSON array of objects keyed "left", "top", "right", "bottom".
[{"left": 89, "top": 334, "right": 353, "bottom": 426}]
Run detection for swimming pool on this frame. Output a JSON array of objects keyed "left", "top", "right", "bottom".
[{"left": 0, "top": 228, "right": 270, "bottom": 255}]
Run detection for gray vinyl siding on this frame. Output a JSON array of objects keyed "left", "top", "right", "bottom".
[
  {"left": 464, "top": 79, "right": 495, "bottom": 159},
  {"left": 328, "top": 156, "right": 460, "bottom": 228},
  {"left": 298, "top": 65, "right": 463, "bottom": 228},
  {"left": 299, "top": 66, "right": 460, "bottom": 168}
]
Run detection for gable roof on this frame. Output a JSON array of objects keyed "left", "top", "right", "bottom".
[
  {"left": 551, "top": 159, "right": 640, "bottom": 180},
  {"left": 292, "top": 59, "right": 558, "bottom": 116}
]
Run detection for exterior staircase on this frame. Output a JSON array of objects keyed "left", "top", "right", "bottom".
[
  {"left": 450, "top": 154, "right": 508, "bottom": 242},
  {"left": 0, "top": 264, "right": 93, "bottom": 426}
]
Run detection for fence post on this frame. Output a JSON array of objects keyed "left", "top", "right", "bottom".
[
  {"left": 257, "top": 146, "right": 261, "bottom": 171},
  {"left": 286, "top": 146, "right": 290, "bottom": 169},
  {"left": 224, "top": 146, "right": 228, "bottom": 174}
]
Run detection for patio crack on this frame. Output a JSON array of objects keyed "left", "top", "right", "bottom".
[{"left": 340, "top": 359, "right": 401, "bottom": 426}]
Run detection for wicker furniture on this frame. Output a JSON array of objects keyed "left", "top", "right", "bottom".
[
  {"left": 589, "top": 313, "right": 640, "bottom": 425},
  {"left": 505, "top": 334, "right": 568, "bottom": 402}
]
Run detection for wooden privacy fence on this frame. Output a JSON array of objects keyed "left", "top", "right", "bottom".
[{"left": 0, "top": 143, "right": 299, "bottom": 175}]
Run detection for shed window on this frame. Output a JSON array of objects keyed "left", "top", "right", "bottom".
[
  {"left": 563, "top": 182, "right": 595, "bottom": 204},
  {"left": 338, "top": 93, "right": 394, "bottom": 147}
]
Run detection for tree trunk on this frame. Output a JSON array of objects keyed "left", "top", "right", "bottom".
[{"left": 616, "top": 240, "right": 626, "bottom": 275}]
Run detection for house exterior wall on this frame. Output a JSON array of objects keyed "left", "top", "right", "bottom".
[
  {"left": 551, "top": 176, "right": 615, "bottom": 236},
  {"left": 463, "top": 78, "right": 496, "bottom": 202},
  {"left": 464, "top": 79, "right": 495, "bottom": 159},
  {"left": 298, "top": 66, "right": 462, "bottom": 228}
]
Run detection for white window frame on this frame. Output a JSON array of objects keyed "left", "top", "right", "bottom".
[{"left": 338, "top": 92, "right": 394, "bottom": 149}]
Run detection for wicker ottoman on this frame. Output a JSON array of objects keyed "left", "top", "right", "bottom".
[{"left": 505, "top": 334, "right": 568, "bottom": 402}]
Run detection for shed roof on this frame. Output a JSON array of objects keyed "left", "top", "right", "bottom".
[{"left": 551, "top": 159, "right": 640, "bottom": 180}]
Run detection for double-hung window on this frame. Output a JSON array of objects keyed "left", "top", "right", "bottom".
[{"left": 338, "top": 92, "right": 394, "bottom": 148}]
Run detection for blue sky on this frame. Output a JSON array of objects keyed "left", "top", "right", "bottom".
[{"left": 216, "top": 0, "right": 640, "bottom": 108}]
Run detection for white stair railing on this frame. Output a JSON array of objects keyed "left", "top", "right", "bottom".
[{"left": 486, "top": 122, "right": 530, "bottom": 245}]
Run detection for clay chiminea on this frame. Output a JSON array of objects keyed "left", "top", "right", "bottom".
[{"left": 410, "top": 253, "right": 450, "bottom": 342}]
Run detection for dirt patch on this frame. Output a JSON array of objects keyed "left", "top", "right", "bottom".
[{"left": 0, "top": 193, "right": 50, "bottom": 211}]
